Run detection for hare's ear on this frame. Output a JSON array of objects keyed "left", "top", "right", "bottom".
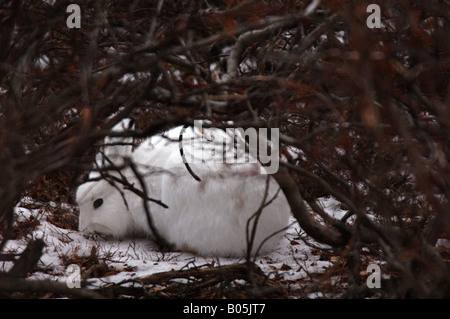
[{"left": 97, "top": 118, "right": 136, "bottom": 168}]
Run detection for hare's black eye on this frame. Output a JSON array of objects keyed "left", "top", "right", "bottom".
[{"left": 93, "top": 198, "right": 103, "bottom": 209}]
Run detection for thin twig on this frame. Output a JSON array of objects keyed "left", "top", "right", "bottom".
[
  {"left": 128, "top": 160, "right": 173, "bottom": 251},
  {"left": 178, "top": 125, "right": 201, "bottom": 182}
]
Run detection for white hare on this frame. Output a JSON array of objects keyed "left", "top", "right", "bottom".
[{"left": 76, "top": 120, "right": 291, "bottom": 257}]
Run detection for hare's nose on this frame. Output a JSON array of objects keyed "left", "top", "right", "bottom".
[{"left": 81, "top": 223, "right": 115, "bottom": 237}]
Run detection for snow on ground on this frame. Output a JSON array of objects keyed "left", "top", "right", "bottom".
[{"left": 1, "top": 197, "right": 345, "bottom": 293}]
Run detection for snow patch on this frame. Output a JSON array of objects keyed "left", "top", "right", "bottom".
[{"left": 2, "top": 198, "right": 341, "bottom": 293}]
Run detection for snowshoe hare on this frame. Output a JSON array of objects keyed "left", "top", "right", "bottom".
[{"left": 76, "top": 119, "right": 291, "bottom": 257}]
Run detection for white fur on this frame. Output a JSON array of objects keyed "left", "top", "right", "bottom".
[{"left": 77, "top": 122, "right": 291, "bottom": 257}]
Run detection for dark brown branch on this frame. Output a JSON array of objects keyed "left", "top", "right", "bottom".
[
  {"left": 6, "top": 239, "right": 45, "bottom": 278},
  {"left": 0, "top": 277, "right": 106, "bottom": 299},
  {"left": 273, "top": 166, "right": 347, "bottom": 247},
  {"left": 222, "top": 18, "right": 300, "bottom": 82},
  {"left": 138, "top": 261, "right": 266, "bottom": 285}
]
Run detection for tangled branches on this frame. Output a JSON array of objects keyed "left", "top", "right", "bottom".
[{"left": 0, "top": 0, "right": 449, "bottom": 298}]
